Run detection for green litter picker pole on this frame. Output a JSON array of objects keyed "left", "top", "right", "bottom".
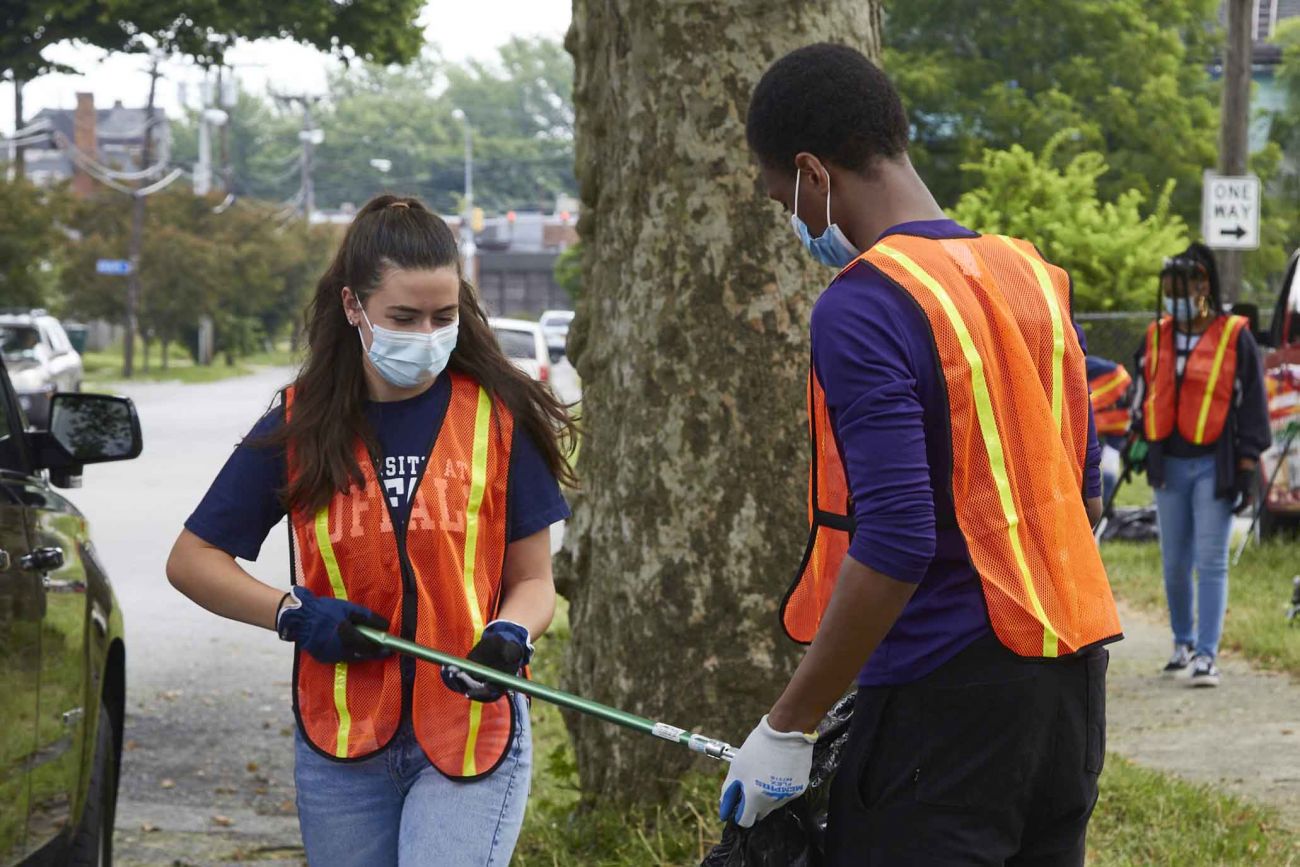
[{"left": 356, "top": 625, "right": 737, "bottom": 763}]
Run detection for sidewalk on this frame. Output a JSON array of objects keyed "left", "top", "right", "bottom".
[{"left": 1107, "top": 600, "right": 1300, "bottom": 830}]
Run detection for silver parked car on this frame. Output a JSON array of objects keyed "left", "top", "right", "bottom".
[
  {"left": 538, "top": 309, "right": 574, "bottom": 354},
  {"left": 489, "top": 317, "right": 582, "bottom": 407},
  {"left": 0, "top": 310, "right": 84, "bottom": 429}
]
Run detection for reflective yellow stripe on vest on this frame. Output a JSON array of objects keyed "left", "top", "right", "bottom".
[
  {"left": 876, "top": 244, "right": 1060, "bottom": 657},
  {"left": 459, "top": 386, "right": 494, "bottom": 775},
  {"left": 1193, "top": 323, "right": 1237, "bottom": 443},
  {"left": 1146, "top": 325, "right": 1161, "bottom": 440},
  {"left": 1090, "top": 370, "right": 1127, "bottom": 405},
  {"left": 998, "top": 236, "right": 1065, "bottom": 431},
  {"left": 314, "top": 507, "right": 352, "bottom": 758}
]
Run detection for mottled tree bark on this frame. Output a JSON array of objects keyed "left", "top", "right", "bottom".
[{"left": 560, "top": 2, "right": 882, "bottom": 801}]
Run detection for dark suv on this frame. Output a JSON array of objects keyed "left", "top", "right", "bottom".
[{"left": 0, "top": 354, "right": 141, "bottom": 865}]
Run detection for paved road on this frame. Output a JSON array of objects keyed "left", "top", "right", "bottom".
[{"left": 75, "top": 369, "right": 305, "bottom": 865}]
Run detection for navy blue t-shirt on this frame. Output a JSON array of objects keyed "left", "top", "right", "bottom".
[
  {"left": 185, "top": 375, "right": 570, "bottom": 562},
  {"left": 811, "top": 220, "right": 1101, "bottom": 687}
]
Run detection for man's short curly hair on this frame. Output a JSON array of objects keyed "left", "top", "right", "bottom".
[{"left": 746, "top": 43, "right": 909, "bottom": 173}]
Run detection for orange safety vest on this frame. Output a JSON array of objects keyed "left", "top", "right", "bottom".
[
  {"left": 1141, "top": 315, "right": 1248, "bottom": 446},
  {"left": 782, "top": 234, "right": 1122, "bottom": 659},
  {"left": 285, "top": 373, "right": 516, "bottom": 778},
  {"left": 1089, "top": 365, "right": 1132, "bottom": 437}
]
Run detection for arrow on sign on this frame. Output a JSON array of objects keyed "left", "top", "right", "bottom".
[{"left": 1219, "top": 225, "right": 1247, "bottom": 240}]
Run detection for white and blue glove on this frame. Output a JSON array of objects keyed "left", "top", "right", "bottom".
[
  {"left": 275, "top": 586, "right": 390, "bottom": 665},
  {"left": 719, "top": 715, "right": 816, "bottom": 828},
  {"left": 440, "top": 619, "right": 534, "bottom": 702}
]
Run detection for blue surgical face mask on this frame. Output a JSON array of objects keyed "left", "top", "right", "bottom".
[
  {"left": 358, "top": 307, "right": 458, "bottom": 389},
  {"left": 1164, "top": 296, "right": 1195, "bottom": 320},
  {"left": 790, "top": 169, "right": 861, "bottom": 269}
]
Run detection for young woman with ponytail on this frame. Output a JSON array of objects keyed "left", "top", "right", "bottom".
[
  {"left": 1132, "top": 242, "right": 1271, "bottom": 688},
  {"left": 167, "top": 194, "right": 575, "bottom": 865}
]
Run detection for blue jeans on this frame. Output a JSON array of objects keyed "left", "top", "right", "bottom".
[
  {"left": 294, "top": 693, "right": 532, "bottom": 867},
  {"left": 1153, "top": 455, "right": 1233, "bottom": 659}
]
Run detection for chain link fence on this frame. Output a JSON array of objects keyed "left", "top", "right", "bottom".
[
  {"left": 1075, "top": 312, "right": 1151, "bottom": 366},
  {"left": 1075, "top": 309, "right": 1275, "bottom": 365}
]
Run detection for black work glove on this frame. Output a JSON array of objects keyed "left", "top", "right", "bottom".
[
  {"left": 440, "top": 620, "right": 533, "bottom": 702},
  {"left": 276, "top": 586, "right": 391, "bottom": 664},
  {"left": 1233, "top": 466, "right": 1258, "bottom": 515}
]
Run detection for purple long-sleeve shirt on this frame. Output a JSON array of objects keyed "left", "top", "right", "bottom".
[{"left": 810, "top": 220, "right": 1101, "bottom": 686}]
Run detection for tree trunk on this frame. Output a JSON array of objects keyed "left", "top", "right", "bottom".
[{"left": 561, "top": 3, "right": 882, "bottom": 803}]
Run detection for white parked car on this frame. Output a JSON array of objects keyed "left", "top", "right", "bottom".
[
  {"left": 490, "top": 318, "right": 551, "bottom": 383},
  {"left": 489, "top": 317, "right": 582, "bottom": 407},
  {"left": 0, "top": 310, "right": 84, "bottom": 428},
  {"left": 538, "top": 309, "right": 574, "bottom": 354}
]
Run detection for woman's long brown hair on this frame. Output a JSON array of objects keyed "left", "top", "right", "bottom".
[{"left": 268, "top": 194, "right": 577, "bottom": 516}]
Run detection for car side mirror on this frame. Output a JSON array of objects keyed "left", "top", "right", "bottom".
[{"left": 28, "top": 393, "right": 143, "bottom": 486}]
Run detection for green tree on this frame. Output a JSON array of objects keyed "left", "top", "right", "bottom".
[
  {"left": 885, "top": 0, "right": 1220, "bottom": 222},
  {"left": 170, "top": 88, "right": 302, "bottom": 203},
  {"left": 177, "top": 39, "right": 578, "bottom": 215},
  {"left": 310, "top": 54, "right": 462, "bottom": 211},
  {"left": 950, "top": 133, "right": 1189, "bottom": 311},
  {"left": 442, "top": 36, "right": 576, "bottom": 212},
  {"left": 0, "top": 179, "right": 66, "bottom": 309},
  {"left": 60, "top": 189, "right": 332, "bottom": 361},
  {"left": 3, "top": 0, "right": 426, "bottom": 176},
  {"left": 1, "top": 3, "right": 131, "bottom": 175},
  {"left": 552, "top": 242, "right": 582, "bottom": 302}
]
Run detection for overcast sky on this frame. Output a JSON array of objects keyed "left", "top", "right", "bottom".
[{"left": 1, "top": 0, "right": 571, "bottom": 133}]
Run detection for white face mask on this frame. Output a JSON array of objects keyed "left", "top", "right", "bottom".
[
  {"left": 790, "top": 169, "right": 861, "bottom": 269},
  {"left": 357, "top": 306, "right": 458, "bottom": 388}
]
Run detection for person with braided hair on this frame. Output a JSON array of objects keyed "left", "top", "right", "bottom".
[{"left": 1132, "top": 242, "right": 1272, "bottom": 687}]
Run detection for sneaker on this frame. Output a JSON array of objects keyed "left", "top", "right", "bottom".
[
  {"left": 1162, "top": 643, "right": 1195, "bottom": 677},
  {"left": 1188, "top": 654, "right": 1221, "bottom": 688}
]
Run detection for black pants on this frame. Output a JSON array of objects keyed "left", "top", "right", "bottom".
[{"left": 826, "top": 635, "right": 1108, "bottom": 866}]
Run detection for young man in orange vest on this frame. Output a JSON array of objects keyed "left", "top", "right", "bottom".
[{"left": 719, "top": 44, "right": 1123, "bottom": 864}]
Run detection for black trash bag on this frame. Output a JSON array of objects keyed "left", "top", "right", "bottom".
[
  {"left": 1100, "top": 506, "right": 1159, "bottom": 543},
  {"left": 700, "top": 695, "right": 855, "bottom": 867}
]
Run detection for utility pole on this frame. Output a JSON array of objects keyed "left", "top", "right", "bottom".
[
  {"left": 194, "top": 71, "right": 230, "bottom": 197},
  {"left": 301, "top": 98, "right": 317, "bottom": 219},
  {"left": 218, "top": 67, "right": 234, "bottom": 193},
  {"left": 1217, "top": 0, "right": 1254, "bottom": 303},
  {"left": 13, "top": 79, "right": 25, "bottom": 179},
  {"left": 451, "top": 108, "right": 476, "bottom": 280},
  {"left": 277, "top": 93, "right": 322, "bottom": 219},
  {"left": 195, "top": 75, "right": 213, "bottom": 196},
  {"left": 124, "top": 56, "right": 161, "bottom": 379}
]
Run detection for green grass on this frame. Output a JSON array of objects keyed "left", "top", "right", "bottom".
[
  {"left": 1112, "top": 473, "right": 1154, "bottom": 508},
  {"left": 1089, "top": 756, "right": 1296, "bottom": 865},
  {"left": 513, "top": 603, "right": 1297, "bottom": 866},
  {"left": 82, "top": 341, "right": 298, "bottom": 386},
  {"left": 1103, "top": 539, "right": 1300, "bottom": 676}
]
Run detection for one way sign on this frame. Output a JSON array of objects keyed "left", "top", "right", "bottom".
[{"left": 1202, "top": 172, "right": 1260, "bottom": 251}]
